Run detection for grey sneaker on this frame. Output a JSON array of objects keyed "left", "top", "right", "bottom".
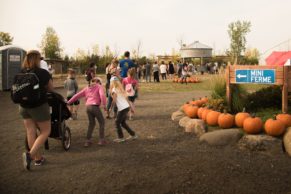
[
  {"left": 22, "top": 152, "right": 31, "bottom": 171},
  {"left": 113, "top": 138, "right": 125, "bottom": 143},
  {"left": 126, "top": 135, "right": 138, "bottom": 141}
]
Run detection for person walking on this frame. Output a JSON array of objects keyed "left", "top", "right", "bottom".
[
  {"left": 168, "top": 61, "right": 175, "bottom": 79},
  {"left": 119, "top": 51, "right": 135, "bottom": 79},
  {"left": 85, "top": 63, "right": 96, "bottom": 85},
  {"left": 64, "top": 69, "right": 79, "bottom": 120},
  {"left": 122, "top": 68, "right": 139, "bottom": 120},
  {"left": 145, "top": 62, "right": 151, "bottom": 82},
  {"left": 160, "top": 61, "right": 167, "bottom": 80},
  {"left": 106, "top": 59, "right": 119, "bottom": 118},
  {"left": 181, "top": 62, "right": 188, "bottom": 84},
  {"left": 13, "top": 50, "right": 53, "bottom": 170},
  {"left": 152, "top": 62, "right": 160, "bottom": 82}
]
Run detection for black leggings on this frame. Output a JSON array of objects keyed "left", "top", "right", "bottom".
[
  {"left": 154, "top": 71, "right": 160, "bottom": 82},
  {"left": 115, "top": 108, "right": 135, "bottom": 138}
]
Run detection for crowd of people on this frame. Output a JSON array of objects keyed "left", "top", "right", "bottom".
[
  {"left": 132, "top": 60, "right": 225, "bottom": 83},
  {"left": 13, "top": 50, "right": 139, "bottom": 171},
  {"left": 12, "top": 49, "right": 227, "bottom": 171}
]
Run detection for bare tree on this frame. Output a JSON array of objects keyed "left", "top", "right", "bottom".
[
  {"left": 177, "top": 35, "right": 185, "bottom": 49},
  {"left": 132, "top": 39, "right": 142, "bottom": 60},
  {"left": 112, "top": 43, "right": 120, "bottom": 58}
]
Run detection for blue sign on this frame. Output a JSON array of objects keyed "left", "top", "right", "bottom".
[{"left": 235, "top": 69, "right": 275, "bottom": 84}]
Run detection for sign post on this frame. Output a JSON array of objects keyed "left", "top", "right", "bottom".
[{"left": 226, "top": 65, "right": 291, "bottom": 112}]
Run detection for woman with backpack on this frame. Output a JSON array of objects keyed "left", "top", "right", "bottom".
[
  {"left": 16, "top": 50, "right": 53, "bottom": 170},
  {"left": 122, "top": 68, "right": 138, "bottom": 120}
]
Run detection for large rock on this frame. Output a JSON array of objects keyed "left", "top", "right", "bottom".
[
  {"left": 283, "top": 127, "right": 291, "bottom": 156},
  {"left": 238, "top": 134, "right": 283, "bottom": 154},
  {"left": 171, "top": 111, "right": 185, "bottom": 122},
  {"left": 199, "top": 128, "right": 243, "bottom": 146},
  {"left": 185, "top": 119, "right": 207, "bottom": 136},
  {"left": 179, "top": 116, "right": 191, "bottom": 127}
]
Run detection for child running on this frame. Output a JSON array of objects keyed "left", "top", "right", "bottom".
[
  {"left": 122, "top": 68, "right": 138, "bottom": 120},
  {"left": 64, "top": 69, "right": 79, "bottom": 119},
  {"left": 67, "top": 77, "right": 107, "bottom": 147},
  {"left": 109, "top": 76, "right": 137, "bottom": 143}
]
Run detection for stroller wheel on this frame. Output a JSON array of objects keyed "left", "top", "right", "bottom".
[{"left": 62, "top": 126, "right": 71, "bottom": 151}]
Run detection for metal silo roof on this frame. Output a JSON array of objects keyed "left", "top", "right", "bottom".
[{"left": 182, "top": 41, "right": 212, "bottom": 50}]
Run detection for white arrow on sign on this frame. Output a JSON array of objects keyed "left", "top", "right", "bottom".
[{"left": 237, "top": 74, "right": 247, "bottom": 79}]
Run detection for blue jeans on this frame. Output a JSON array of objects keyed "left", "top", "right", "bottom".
[{"left": 106, "top": 91, "right": 117, "bottom": 113}]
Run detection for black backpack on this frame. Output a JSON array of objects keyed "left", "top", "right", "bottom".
[{"left": 11, "top": 70, "right": 41, "bottom": 105}]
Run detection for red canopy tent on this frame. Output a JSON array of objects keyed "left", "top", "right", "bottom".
[{"left": 265, "top": 51, "right": 291, "bottom": 66}]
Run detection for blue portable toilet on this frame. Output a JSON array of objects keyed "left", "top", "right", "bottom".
[{"left": 0, "top": 45, "right": 26, "bottom": 90}]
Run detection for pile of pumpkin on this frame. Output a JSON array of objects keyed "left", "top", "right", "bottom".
[
  {"left": 183, "top": 98, "right": 291, "bottom": 137},
  {"left": 173, "top": 76, "right": 200, "bottom": 83}
]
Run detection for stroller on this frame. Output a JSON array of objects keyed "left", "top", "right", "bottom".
[{"left": 25, "top": 92, "right": 72, "bottom": 151}]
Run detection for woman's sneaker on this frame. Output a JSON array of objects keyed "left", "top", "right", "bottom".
[
  {"left": 126, "top": 135, "right": 138, "bottom": 141},
  {"left": 22, "top": 152, "right": 31, "bottom": 171},
  {"left": 113, "top": 138, "right": 125, "bottom": 143},
  {"left": 34, "top": 157, "right": 45, "bottom": 166}
]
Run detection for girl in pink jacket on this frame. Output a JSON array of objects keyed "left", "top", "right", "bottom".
[{"left": 67, "top": 77, "right": 107, "bottom": 147}]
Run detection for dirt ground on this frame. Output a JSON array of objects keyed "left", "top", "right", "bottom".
[{"left": 0, "top": 86, "right": 290, "bottom": 194}]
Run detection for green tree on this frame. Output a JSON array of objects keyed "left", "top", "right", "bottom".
[
  {"left": 0, "top": 32, "right": 13, "bottom": 46},
  {"left": 228, "top": 20, "right": 251, "bottom": 64},
  {"left": 40, "top": 27, "right": 62, "bottom": 59},
  {"left": 243, "top": 47, "right": 260, "bottom": 65}
]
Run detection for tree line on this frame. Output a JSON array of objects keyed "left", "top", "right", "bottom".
[{"left": 0, "top": 20, "right": 259, "bottom": 73}]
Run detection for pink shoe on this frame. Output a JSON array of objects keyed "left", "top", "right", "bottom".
[{"left": 98, "top": 139, "right": 107, "bottom": 146}]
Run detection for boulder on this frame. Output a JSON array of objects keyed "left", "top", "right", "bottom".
[
  {"left": 238, "top": 134, "right": 283, "bottom": 154},
  {"left": 179, "top": 116, "right": 191, "bottom": 127},
  {"left": 199, "top": 128, "right": 243, "bottom": 146},
  {"left": 171, "top": 111, "right": 185, "bottom": 122},
  {"left": 283, "top": 127, "right": 291, "bottom": 156},
  {"left": 185, "top": 119, "right": 207, "bottom": 136}
]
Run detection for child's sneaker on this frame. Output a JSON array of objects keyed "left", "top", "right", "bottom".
[
  {"left": 126, "top": 135, "right": 138, "bottom": 141},
  {"left": 34, "top": 156, "right": 45, "bottom": 166},
  {"left": 22, "top": 152, "right": 32, "bottom": 171},
  {"left": 98, "top": 139, "right": 107, "bottom": 146},
  {"left": 84, "top": 140, "right": 92, "bottom": 147},
  {"left": 113, "top": 138, "right": 125, "bottom": 143}
]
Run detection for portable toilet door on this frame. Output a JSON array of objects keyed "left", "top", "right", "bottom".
[{"left": 0, "top": 45, "right": 26, "bottom": 90}]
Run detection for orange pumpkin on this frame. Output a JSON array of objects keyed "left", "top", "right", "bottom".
[
  {"left": 183, "top": 103, "right": 191, "bottom": 112},
  {"left": 184, "top": 105, "right": 199, "bottom": 118},
  {"left": 194, "top": 98, "right": 203, "bottom": 107},
  {"left": 243, "top": 115, "right": 263, "bottom": 134},
  {"left": 200, "top": 96, "right": 208, "bottom": 104},
  {"left": 265, "top": 117, "right": 285, "bottom": 136},
  {"left": 235, "top": 108, "right": 250, "bottom": 128},
  {"left": 198, "top": 107, "right": 205, "bottom": 119},
  {"left": 218, "top": 111, "right": 234, "bottom": 129},
  {"left": 190, "top": 100, "right": 199, "bottom": 106},
  {"left": 202, "top": 108, "right": 212, "bottom": 121},
  {"left": 276, "top": 113, "right": 291, "bottom": 127},
  {"left": 206, "top": 111, "right": 221, "bottom": 126}
]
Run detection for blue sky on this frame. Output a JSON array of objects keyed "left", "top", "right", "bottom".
[{"left": 0, "top": 0, "right": 290, "bottom": 58}]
